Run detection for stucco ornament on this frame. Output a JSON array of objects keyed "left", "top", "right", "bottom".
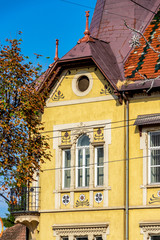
[
  {"left": 62, "top": 195, "right": 70, "bottom": 205},
  {"left": 95, "top": 193, "right": 103, "bottom": 204}
]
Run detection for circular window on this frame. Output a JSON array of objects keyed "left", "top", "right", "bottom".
[
  {"left": 72, "top": 71, "right": 93, "bottom": 97},
  {"left": 77, "top": 76, "right": 89, "bottom": 92}
]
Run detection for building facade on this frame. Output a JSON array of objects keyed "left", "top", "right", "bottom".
[{"left": 12, "top": 1, "right": 160, "bottom": 240}]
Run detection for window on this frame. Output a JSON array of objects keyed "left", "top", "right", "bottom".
[
  {"left": 95, "top": 146, "right": 104, "bottom": 186},
  {"left": 150, "top": 236, "right": 160, "bottom": 240},
  {"left": 148, "top": 131, "right": 160, "bottom": 184},
  {"left": 77, "top": 76, "right": 89, "bottom": 92},
  {"left": 76, "top": 135, "right": 90, "bottom": 187},
  {"left": 62, "top": 149, "right": 71, "bottom": 188}
]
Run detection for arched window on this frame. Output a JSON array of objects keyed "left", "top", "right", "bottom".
[{"left": 76, "top": 135, "right": 90, "bottom": 187}]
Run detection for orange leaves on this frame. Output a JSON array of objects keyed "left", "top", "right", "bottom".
[{"left": 0, "top": 35, "right": 52, "bottom": 193}]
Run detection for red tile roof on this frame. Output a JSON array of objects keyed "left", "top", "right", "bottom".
[
  {"left": 125, "top": 11, "right": 160, "bottom": 81},
  {"left": 0, "top": 224, "right": 26, "bottom": 240}
]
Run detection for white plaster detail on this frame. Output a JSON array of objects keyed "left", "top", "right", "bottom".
[
  {"left": 103, "top": 190, "right": 108, "bottom": 207},
  {"left": 53, "top": 223, "right": 109, "bottom": 237},
  {"left": 15, "top": 215, "right": 39, "bottom": 240},
  {"left": 72, "top": 71, "right": 93, "bottom": 97},
  {"left": 46, "top": 95, "right": 117, "bottom": 108},
  {"left": 53, "top": 120, "right": 111, "bottom": 209},
  {"left": 70, "top": 191, "right": 74, "bottom": 208},
  {"left": 90, "top": 191, "right": 93, "bottom": 207},
  {"left": 140, "top": 222, "right": 160, "bottom": 240}
]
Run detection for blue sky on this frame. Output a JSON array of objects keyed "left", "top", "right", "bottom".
[
  {"left": 0, "top": 0, "right": 97, "bottom": 221},
  {"left": 1, "top": 0, "right": 97, "bottom": 72}
]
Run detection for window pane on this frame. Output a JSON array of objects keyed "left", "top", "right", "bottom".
[
  {"left": 64, "top": 170, "right": 71, "bottom": 188},
  {"left": 85, "top": 168, "right": 89, "bottom": 186},
  {"left": 63, "top": 238, "right": 69, "bottom": 240},
  {"left": 78, "top": 149, "right": 83, "bottom": 167},
  {"left": 96, "top": 237, "right": 102, "bottom": 240},
  {"left": 151, "top": 236, "right": 160, "bottom": 240},
  {"left": 77, "top": 135, "right": 90, "bottom": 146},
  {"left": 97, "top": 147, "right": 104, "bottom": 166},
  {"left": 85, "top": 148, "right": 90, "bottom": 166},
  {"left": 151, "top": 167, "right": 160, "bottom": 183},
  {"left": 64, "top": 150, "right": 71, "bottom": 168},
  {"left": 97, "top": 167, "right": 104, "bottom": 186},
  {"left": 78, "top": 169, "right": 83, "bottom": 187},
  {"left": 151, "top": 149, "right": 160, "bottom": 166},
  {"left": 151, "top": 132, "right": 160, "bottom": 147},
  {"left": 77, "top": 238, "right": 88, "bottom": 240}
]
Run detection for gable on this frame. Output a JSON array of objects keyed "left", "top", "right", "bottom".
[{"left": 46, "top": 66, "right": 115, "bottom": 107}]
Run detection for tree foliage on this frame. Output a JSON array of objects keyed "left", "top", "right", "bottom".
[
  {"left": 0, "top": 35, "right": 51, "bottom": 193},
  {"left": 2, "top": 202, "right": 15, "bottom": 227}
]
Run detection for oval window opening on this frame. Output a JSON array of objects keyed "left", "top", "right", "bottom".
[{"left": 77, "top": 76, "right": 89, "bottom": 92}]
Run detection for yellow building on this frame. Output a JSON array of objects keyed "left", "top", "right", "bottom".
[{"left": 12, "top": 1, "right": 160, "bottom": 240}]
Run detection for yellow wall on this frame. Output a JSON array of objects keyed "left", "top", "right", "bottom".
[{"left": 38, "top": 66, "right": 160, "bottom": 240}]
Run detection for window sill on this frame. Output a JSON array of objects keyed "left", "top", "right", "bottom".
[
  {"left": 140, "top": 184, "right": 160, "bottom": 189},
  {"left": 56, "top": 186, "right": 111, "bottom": 193}
]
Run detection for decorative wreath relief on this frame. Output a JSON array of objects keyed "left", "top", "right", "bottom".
[
  {"left": 95, "top": 193, "right": 103, "bottom": 204},
  {"left": 62, "top": 195, "right": 70, "bottom": 205},
  {"left": 79, "top": 194, "right": 85, "bottom": 202}
]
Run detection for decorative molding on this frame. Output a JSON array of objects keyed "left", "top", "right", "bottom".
[
  {"left": 140, "top": 222, "right": 160, "bottom": 239},
  {"left": 53, "top": 223, "right": 109, "bottom": 236},
  {"left": 53, "top": 120, "right": 111, "bottom": 209},
  {"left": 40, "top": 206, "right": 125, "bottom": 213},
  {"left": 46, "top": 95, "right": 117, "bottom": 108}
]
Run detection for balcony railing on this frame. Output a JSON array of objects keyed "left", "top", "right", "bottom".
[{"left": 11, "top": 187, "right": 40, "bottom": 213}]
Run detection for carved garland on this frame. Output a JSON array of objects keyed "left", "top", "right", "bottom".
[{"left": 53, "top": 223, "right": 109, "bottom": 236}]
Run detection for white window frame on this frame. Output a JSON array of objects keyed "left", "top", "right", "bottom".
[
  {"left": 62, "top": 149, "right": 71, "bottom": 189},
  {"left": 76, "top": 136, "right": 90, "bottom": 188},
  {"left": 95, "top": 146, "right": 104, "bottom": 187},
  {"left": 148, "top": 131, "right": 160, "bottom": 184}
]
